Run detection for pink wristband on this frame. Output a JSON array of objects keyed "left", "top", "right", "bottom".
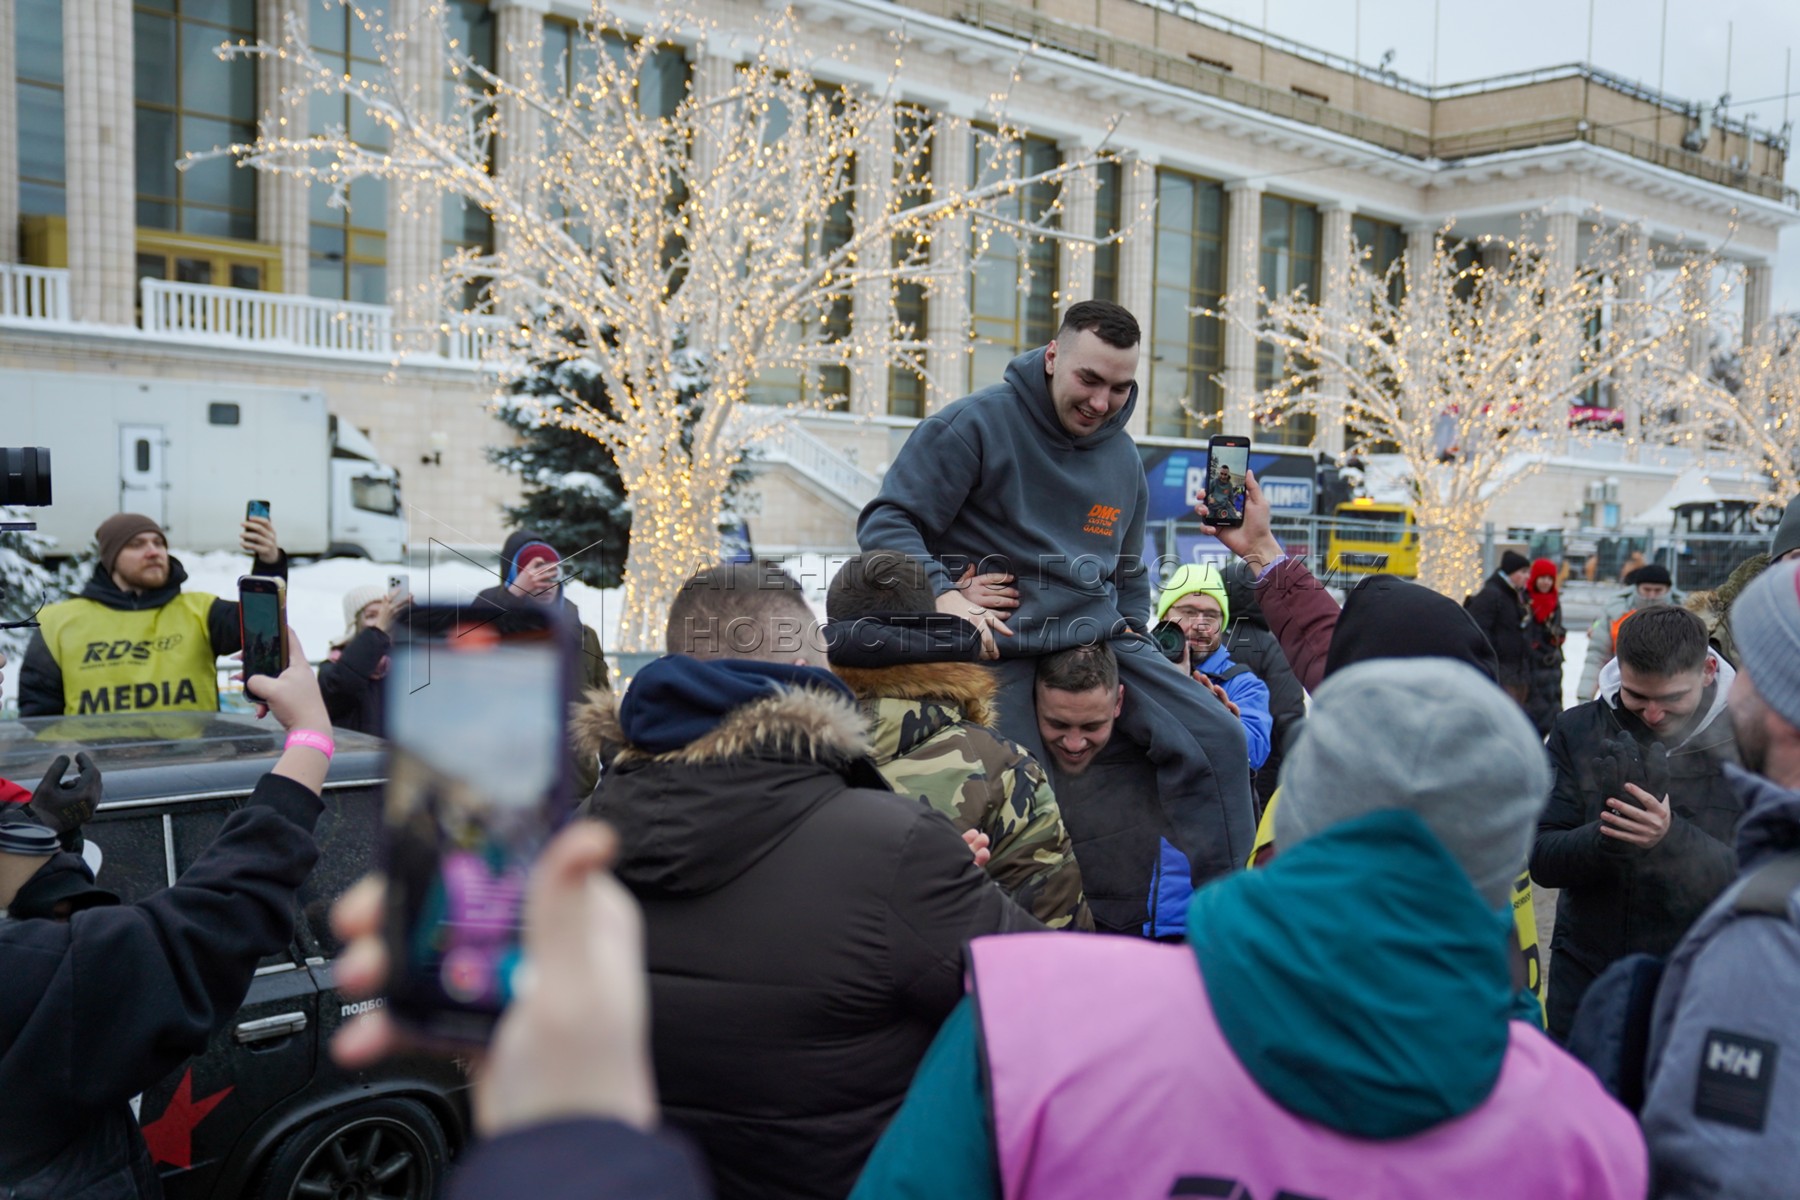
[{"left": 285, "top": 730, "right": 335, "bottom": 760}]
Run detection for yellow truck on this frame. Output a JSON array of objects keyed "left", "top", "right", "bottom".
[{"left": 1324, "top": 500, "right": 1419, "bottom": 578}]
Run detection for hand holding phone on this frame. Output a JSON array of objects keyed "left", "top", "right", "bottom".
[
  {"left": 242, "top": 501, "right": 277, "bottom": 565},
  {"left": 239, "top": 575, "right": 289, "bottom": 681},
  {"left": 1200, "top": 436, "right": 1250, "bottom": 528}
]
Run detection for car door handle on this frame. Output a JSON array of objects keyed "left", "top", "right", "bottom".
[{"left": 235, "top": 1012, "right": 308, "bottom": 1044}]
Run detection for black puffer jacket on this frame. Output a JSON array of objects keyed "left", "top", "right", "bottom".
[
  {"left": 581, "top": 679, "right": 1036, "bottom": 1200},
  {"left": 1524, "top": 603, "right": 1566, "bottom": 737},
  {"left": 1530, "top": 656, "right": 1743, "bottom": 1040},
  {"left": 319, "top": 625, "right": 391, "bottom": 736},
  {"left": 1222, "top": 562, "right": 1306, "bottom": 807},
  {"left": 1465, "top": 570, "right": 1530, "bottom": 691}
]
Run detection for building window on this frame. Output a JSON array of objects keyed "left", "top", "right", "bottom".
[
  {"left": 134, "top": 0, "right": 258, "bottom": 242},
  {"left": 309, "top": 4, "right": 388, "bottom": 303},
  {"left": 1148, "top": 167, "right": 1226, "bottom": 438},
  {"left": 17, "top": 0, "right": 65, "bottom": 217},
  {"left": 888, "top": 106, "right": 933, "bottom": 419},
  {"left": 1351, "top": 214, "right": 1406, "bottom": 304},
  {"left": 968, "top": 128, "right": 1060, "bottom": 390},
  {"left": 1255, "top": 194, "right": 1322, "bottom": 447},
  {"left": 441, "top": 0, "right": 496, "bottom": 307},
  {"left": 1090, "top": 158, "right": 1123, "bottom": 305}
]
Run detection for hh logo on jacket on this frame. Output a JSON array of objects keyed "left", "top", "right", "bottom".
[{"left": 1083, "top": 504, "right": 1123, "bottom": 538}]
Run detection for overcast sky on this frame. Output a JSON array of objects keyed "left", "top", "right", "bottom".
[{"left": 1192, "top": 0, "right": 1800, "bottom": 310}]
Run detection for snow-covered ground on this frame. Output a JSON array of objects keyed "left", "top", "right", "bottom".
[{"left": 1562, "top": 631, "right": 1590, "bottom": 711}]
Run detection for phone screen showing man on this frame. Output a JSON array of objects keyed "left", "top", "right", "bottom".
[{"left": 1205, "top": 441, "right": 1250, "bottom": 526}]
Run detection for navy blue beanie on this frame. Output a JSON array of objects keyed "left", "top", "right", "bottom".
[{"left": 618, "top": 655, "right": 854, "bottom": 755}]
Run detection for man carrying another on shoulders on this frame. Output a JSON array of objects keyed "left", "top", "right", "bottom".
[{"left": 858, "top": 300, "right": 1253, "bottom": 887}]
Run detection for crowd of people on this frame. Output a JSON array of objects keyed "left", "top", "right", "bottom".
[{"left": 4, "top": 298, "right": 1800, "bottom": 1199}]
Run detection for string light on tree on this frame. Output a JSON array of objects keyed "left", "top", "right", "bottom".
[
  {"left": 206, "top": 0, "right": 1123, "bottom": 651},
  {"left": 1211, "top": 217, "right": 1712, "bottom": 600}
]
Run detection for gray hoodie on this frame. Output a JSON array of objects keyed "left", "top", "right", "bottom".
[{"left": 857, "top": 347, "right": 1151, "bottom": 656}]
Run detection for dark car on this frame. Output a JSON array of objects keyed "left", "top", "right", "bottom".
[{"left": 0, "top": 711, "right": 470, "bottom": 1200}]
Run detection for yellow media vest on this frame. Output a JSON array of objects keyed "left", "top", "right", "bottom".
[
  {"left": 1248, "top": 789, "right": 1546, "bottom": 1019},
  {"left": 36, "top": 594, "right": 222, "bottom": 715}
]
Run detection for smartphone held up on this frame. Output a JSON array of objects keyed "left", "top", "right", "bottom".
[
  {"left": 380, "top": 603, "right": 579, "bottom": 1046},
  {"left": 238, "top": 575, "right": 288, "bottom": 680},
  {"left": 1201, "top": 436, "right": 1250, "bottom": 528}
]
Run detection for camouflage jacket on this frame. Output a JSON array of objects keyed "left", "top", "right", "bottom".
[{"left": 836, "top": 662, "right": 1092, "bottom": 931}]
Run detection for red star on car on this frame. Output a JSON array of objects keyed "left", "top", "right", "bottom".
[{"left": 141, "top": 1067, "right": 233, "bottom": 1170}]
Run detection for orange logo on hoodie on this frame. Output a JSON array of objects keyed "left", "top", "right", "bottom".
[{"left": 1083, "top": 504, "right": 1122, "bottom": 537}]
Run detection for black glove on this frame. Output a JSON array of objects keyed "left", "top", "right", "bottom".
[{"left": 28, "top": 753, "right": 101, "bottom": 839}]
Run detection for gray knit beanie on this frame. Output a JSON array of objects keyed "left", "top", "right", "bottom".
[
  {"left": 1730, "top": 559, "right": 1800, "bottom": 729},
  {"left": 1275, "top": 658, "right": 1550, "bottom": 908},
  {"left": 1771, "top": 496, "right": 1800, "bottom": 563}
]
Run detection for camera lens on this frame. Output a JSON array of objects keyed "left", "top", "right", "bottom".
[{"left": 0, "top": 447, "right": 51, "bottom": 507}]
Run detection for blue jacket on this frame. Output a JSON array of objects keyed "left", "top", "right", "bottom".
[
  {"left": 1145, "top": 648, "right": 1271, "bottom": 937},
  {"left": 1641, "top": 764, "right": 1800, "bottom": 1198}
]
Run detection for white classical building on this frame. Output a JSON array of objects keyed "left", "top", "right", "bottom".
[{"left": 3, "top": 0, "right": 1794, "bottom": 555}]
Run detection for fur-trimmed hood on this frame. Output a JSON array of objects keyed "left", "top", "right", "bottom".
[
  {"left": 832, "top": 661, "right": 998, "bottom": 729},
  {"left": 584, "top": 681, "right": 887, "bottom": 897},
  {"left": 573, "top": 684, "right": 871, "bottom": 769}
]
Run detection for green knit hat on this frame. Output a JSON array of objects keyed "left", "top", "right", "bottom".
[{"left": 1155, "top": 562, "right": 1230, "bottom": 627}]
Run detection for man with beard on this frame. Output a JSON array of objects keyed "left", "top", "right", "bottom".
[
  {"left": 1532, "top": 606, "right": 1742, "bottom": 1041},
  {"left": 858, "top": 300, "right": 1253, "bottom": 890},
  {"left": 19, "top": 511, "right": 286, "bottom": 716},
  {"left": 1639, "top": 559, "right": 1800, "bottom": 1197}
]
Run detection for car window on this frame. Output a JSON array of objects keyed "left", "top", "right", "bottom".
[
  {"left": 171, "top": 798, "right": 297, "bottom": 970},
  {"left": 86, "top": 809, "right": 173, "bottom": 906},
  {"left": 295, "top": 786, "right": 385, "bottom": 960}
]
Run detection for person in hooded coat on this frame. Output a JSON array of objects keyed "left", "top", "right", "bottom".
[
  {"left": 580, "top": 564, "right": 1037, "bottom": 1200},
  {"left": 848, "top": 659, "right": 1646, "bottom": 1200},
  {"left": 1525, "top": 557, "right": 1568, "bottom": 736},
  {"left": 1219, "top": 560, "right": 1305, "bottom": 810},
  {"left": 1467, "top": 550, "right": 1533, "bottom": 703},
  {"left": 318, "top": 582, "right": 402, "bottom": 736}
]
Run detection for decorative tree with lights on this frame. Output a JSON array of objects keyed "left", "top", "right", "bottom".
[
  {"left": 219, "top": 1, "right": 1116, "bottom": 649},
  {"left": 1217, "top": 222, "right": 1698, "bottom": 598},
  {"left": 1659, "top": 315, "right": 1800, "bottom": 511}
]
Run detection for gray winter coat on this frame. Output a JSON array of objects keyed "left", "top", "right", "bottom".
[{"left": 1641, "top": 764, "right": 1800, "bottom": 1198}]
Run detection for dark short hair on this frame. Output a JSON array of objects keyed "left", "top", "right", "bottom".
[
  {"left": 1616, "top": 605, "right": 1709, "bottom": 677},
  {"left": 1035, "top": 641, "right": 1119, "bottom": 694},
  {"left": 1057, "top": 300, "right": 1139, "bottom": 349},
  {"left": 665, "top": 561, "right": 819, "bottom": 662},
  {"left": 825, "top": 550, "right": 935, "bottom": 622}
]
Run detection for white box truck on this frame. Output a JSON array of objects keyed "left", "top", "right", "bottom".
[{"left": 8, "top": 371, "right": 408, "bottom": 562}]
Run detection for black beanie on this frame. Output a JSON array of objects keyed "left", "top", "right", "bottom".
[
  {"left": 1631, "top": 563, "right": 1672, "bottom": 587},
  {"left": 1323, "top": 575, "right": 1500, "bottom": 683},
  {"left": 1498, "top": 550, "right": 1531, "bottom": 575},
  {"left": 1771, "top": 496, "right": 1800, "bottom": 562}
]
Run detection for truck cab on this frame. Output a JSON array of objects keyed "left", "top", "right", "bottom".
[{"left": 328, "top": 420, "right": 407, "bottom": 563}]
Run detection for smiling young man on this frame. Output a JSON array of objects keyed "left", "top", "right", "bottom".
[
  {"left": 19, "top": 512, "right": 287, "bottom": 717},
  {"left": 858, "top": 300, "right": 1254, "bottom": 893},
  {"left": 1531, "top": 606, "right": 1744, "bottom": 1041}
]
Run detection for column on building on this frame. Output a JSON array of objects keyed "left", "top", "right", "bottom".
[
  {"left": 923, "top": 110, "right": 973, "bottom": 412},
  {"left": 1056, "top": 140, "right": 1098, "bottom": 318},
  {"left": 385, "top": 0, "right": 441, "bottom": 347},
  {"left": 0, "top": 0, "right": 18, "bottom": 263},
  {"left": 688, "top": 51, "right": 737, "bottom": 190},
  {"left": 1744, "top": 260, "right": 1775, "bottom": 343},
  {"left": 1315, "top": 203, "right": 1354, "bottom": 459},
  {"left": 1614, "top": 222, "right": 1651, "bottom": 462},
  {"left": 1542, "top": 210, "right": 1580, "bottom": 453},
  {"left": 849, "top": 106, "right": 896, "bottom": 417},
  {"left": 1111, "top": 154, "right": 1155, "bottom": 438},
  {"left": 257, "top": 0, "right": 309, "bottom": 293},
  {"left": 1220, "top": 180, "right": 1262, "bottom": 436},
  {"left": 1404, "top": 221, "right": 1437, "bottom": 295},
  {"left": 1683, "top": 256, "right": 1714, "bottom": 373},
  {"left": 63, "top": 0, "right": 136, "bottom": 325},
  {"left": 492, "top": 0, "right": 548, "bottom": 260}
]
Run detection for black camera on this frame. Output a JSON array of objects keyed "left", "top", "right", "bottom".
[
  {"left": 1, "top": 448, "right": 52, "bottom": 511},
  {"left": 1151, "top": 619, "right": 1187, "bottom": 665}
]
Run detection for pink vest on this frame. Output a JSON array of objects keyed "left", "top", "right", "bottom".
[{"left": 969, "top": 933, "right": 1646, "bottom": 1200}]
